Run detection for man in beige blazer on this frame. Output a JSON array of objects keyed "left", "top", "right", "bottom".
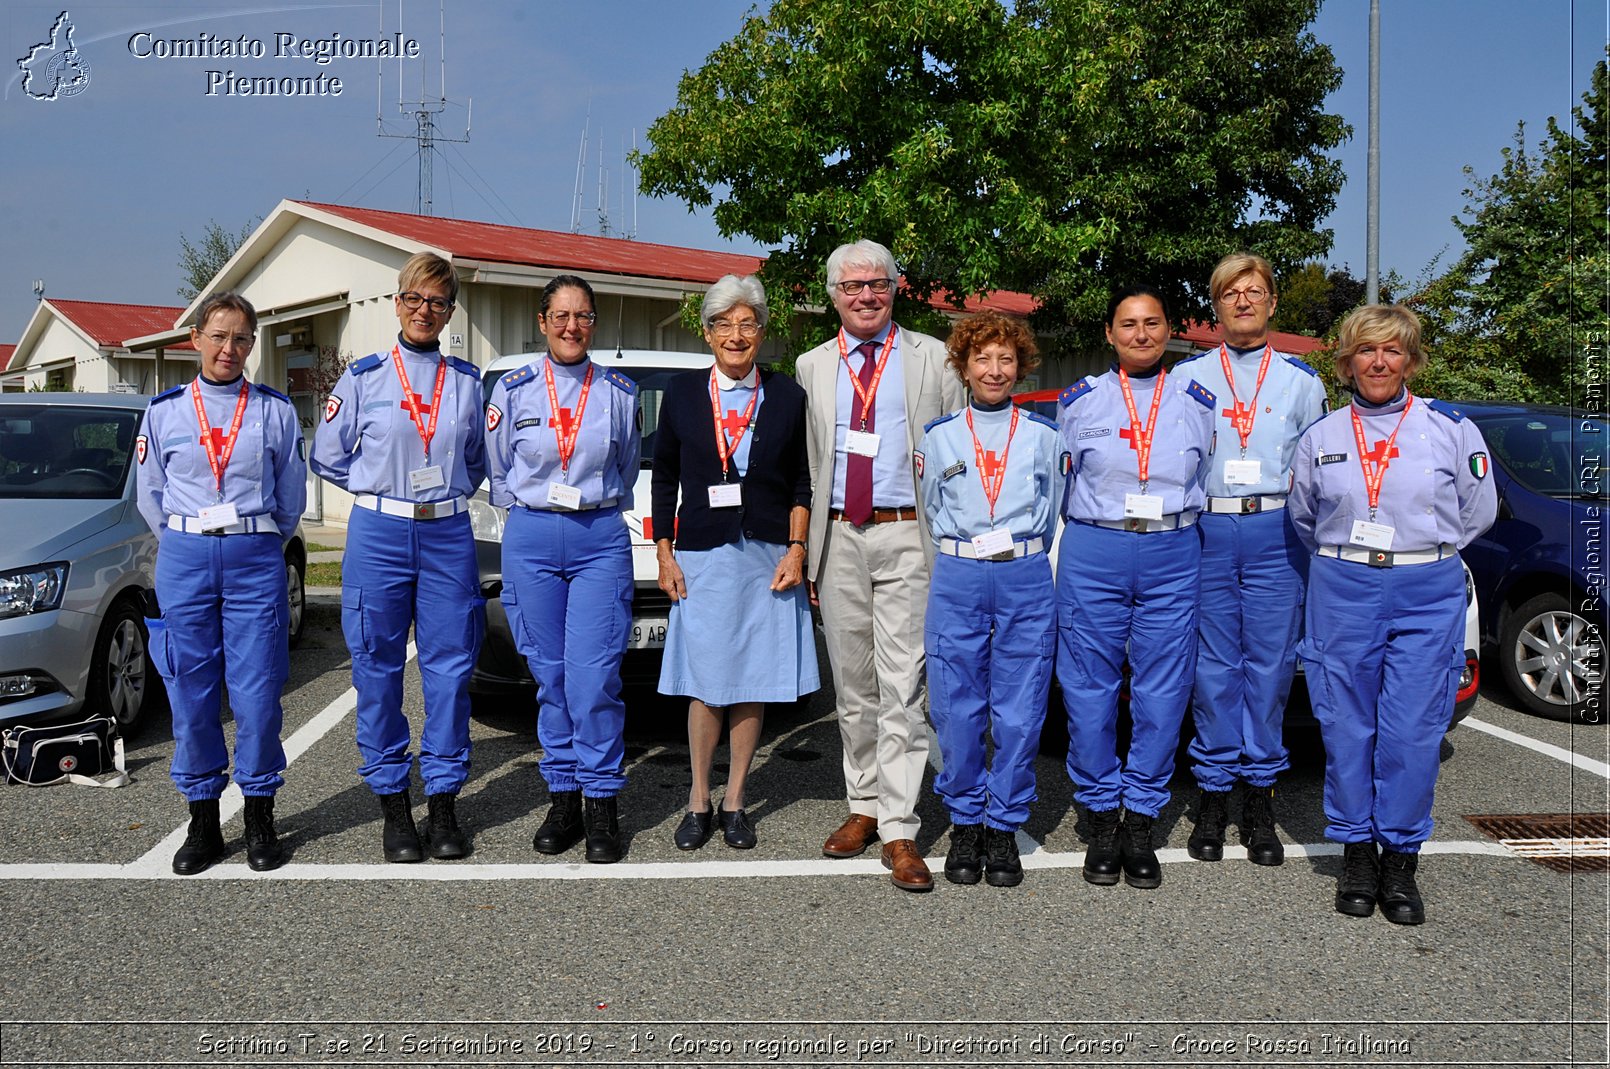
[{"left": 797, "top": 239, "right": 966, "bottom": 893}]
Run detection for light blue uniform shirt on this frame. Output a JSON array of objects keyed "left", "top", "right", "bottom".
[
  {"left": 1289, "top": 391, "right": 1498, "bottom": 553},
  {"left": 1057, "top": 366, "right": 1216, "bottom": 523},
  {"left": 309, "top": 337, "right": 487, "bottom": 500},
  {"left": 485, "top": 354, "right": 640, "bottom": 510},
  {"left": 136, "top": 376, "right": 305, "bottom": 539},
  {"left": 917, "top": 401, "right": 1065, "bottom": 544},
  {"left": 1175, "top": 345, "right": 1328, "bottom": 497},
  {"left": 831, "top": 324, "right": 914, "bottom": 509}
]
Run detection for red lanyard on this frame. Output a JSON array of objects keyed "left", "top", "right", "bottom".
[
  {"left": 965, "top": 406, "right": 1019, "bottom": 524},
  {"left": 836, "top": 329, "right": 896, "bottom": 430},
  {"left": 708, "top": 369, "right": 760, "bottom": 478},
  {"left": 543, "top": 358, "right": 594, "bottom": 474},
  {"left": 391, "top": 346, "right": 447, "bottom": 459},
  {"left": 189, "top": 379, "right": 250, "bottom": 497},
  {"left": 1118, "top": 367, "right": 1166, "bottom": 489},
  {"left": 1350, "top": 395, "right": 1414, "bottom": 517},
  {"left": 1218, "top": 343, "right": 1273, "bottom": 453}
]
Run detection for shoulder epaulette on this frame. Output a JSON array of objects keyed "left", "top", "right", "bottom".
[
  {"left": 1059, "top": 378, "right": 1094, "bottom": 408},
  {"left": 351, "top": 354, "right": 385, "bottom": 375},
  {"left": 1185, "top": 379, "right": 1217, "bottom": 409},
  {"left": 602, "top": 368, "right": 636, "bottom": 394},
  {"left": 151, "top": 384, "right": 186, "bottom": 405},
  {"left": 1426, "top": 398, "right": 1465, "bottom": 422},
  {"left": 446, "top": 356, "right": 480, "bottom": 378},
  {"left": 1024, "top": 410, "right": 1058, "bottom": 432},
  {"left": 501, "top": 365, "right": 536, "bottom": 391},
  {"left": 1174, "top": 352, "right": 1205, "bottom": 367},
  {"left": 255, "top": 383, "right": 292, "bottom": 404},
  {"left": 923, "top": 411, "right": 959, "bottom": 434},
  {"left": 1283, "top": 355, "right": 1320, "bottom": 377}
]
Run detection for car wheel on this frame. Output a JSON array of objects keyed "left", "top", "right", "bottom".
[
  {"left": 86, "top": 599, "right": 154, "bottom": 735},
  {"left": 285, "top": 551, "right": 306, "bottom": 648},
  {"left": 1500, "top": 592, "right": 1605, "bottom": 722}
]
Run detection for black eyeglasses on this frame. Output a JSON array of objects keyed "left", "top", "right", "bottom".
[
  {"left": 398, "top": 292, "right": 454, "bottom": 314},
  {"left": 834, "top": 278, "right": 896, "bottom": 296}
]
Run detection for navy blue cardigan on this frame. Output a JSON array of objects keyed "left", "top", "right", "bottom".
[{"left": 650, "top": 368, "right": 811, "bottom": 551}]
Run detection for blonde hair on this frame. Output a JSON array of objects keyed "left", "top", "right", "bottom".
[
  {"left": 1209, "top": 252, "right": 1276, "bottom": 305},
  {"left": 1332, "top": 304, "right": 1427, "bottom": 385},
  {"left": 397, "top": 251, "right": 459, "bottom": 303}
]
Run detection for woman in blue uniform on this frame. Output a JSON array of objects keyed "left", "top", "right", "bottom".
[
  {"left": 1055, "top": 285, "right": 1215, "bottom": 890},
  {"left": 1179, "top": 252, "right": 1327, "bottom": 867},
  {"left": 486, "top": 275, "right": 640, "bottom": 864},
  {"left": 1290, "top": 304, "right": 1496, "bottom": 924},
  {"left": 916, "top": 311, "right": 1063, "bottom": 888},
  {"left": 311, "top": 251, "right": 486, "bottom": 863},
  {"left": 652, "top": 275, "right": 817, "bottom": 851},
  {"left": 135, "top": 292, "right": 305, "bottom": 874}
]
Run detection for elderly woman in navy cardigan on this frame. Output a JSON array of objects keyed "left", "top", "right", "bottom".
[
  {"left": 647, "top": 275, "right": 817, "bottom": 850},
  {"left": 652, "top": 275, "right": 819, "bottom": 851}
]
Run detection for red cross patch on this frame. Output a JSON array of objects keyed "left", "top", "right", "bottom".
[
  {"left": 913, "top": 450, "right": 924, "bottom": 478},
  {"left": 323, "top": 394, "right": 343, "bottom": 423},
  {"left": 486, "top": 404, "right": 503, "bottom": 434},
  {"left": 135, "top": 434, "right": 147, "bottom": 465}
]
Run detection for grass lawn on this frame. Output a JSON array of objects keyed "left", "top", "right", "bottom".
[
  {"left": 306, "top": 561, "right": 342, "bottom": 587},
  {"left": 306, "top": 542, "right": 342, "bottom": 553}
]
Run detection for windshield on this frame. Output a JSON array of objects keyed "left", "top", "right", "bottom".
[
  {"left": 1472, "top": 411, "right": 1608, "bottom": 499},
  {"left": 0, "top": 404, "right": 143, "bottom": 500},
  {"left": 482, "top": 364, "right": 703, "bottom": 470}
]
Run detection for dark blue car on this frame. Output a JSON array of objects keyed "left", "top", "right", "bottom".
[{"left": 1456, "top": 402, "right": 1607, "bottom": 722}]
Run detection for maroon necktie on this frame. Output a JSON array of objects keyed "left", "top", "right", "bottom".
[{"left": 844, "top": 341, "right": 877, "bottom": 526}]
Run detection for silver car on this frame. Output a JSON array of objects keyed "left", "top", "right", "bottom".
[{"left": 0, "top": 393, "right": 308, "bottom": 734}]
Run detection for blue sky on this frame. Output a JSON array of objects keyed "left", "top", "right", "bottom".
[{"left": 1, "top": 1, "right": 1604, "bottom": 344}]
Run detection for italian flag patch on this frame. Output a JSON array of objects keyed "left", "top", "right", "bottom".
[{"left": 1469, "top": 451, "right": 1489, "bottom": 479}]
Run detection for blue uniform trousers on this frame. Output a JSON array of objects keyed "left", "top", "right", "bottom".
[
  {"left": 1188, "top": 510, "right": 1306, "bottom": 790},
  {"left": 1056, "top": 521, "right": 1200, "bottom": 817},
  {"left": 1298, "top": 554, "right": 1465, "bottom": 851},
  {"left": 342, "top": 507, "right": 482, "bottom": 796},
  {"left": 501, "top": 506, "right": 632, "bottom": 797},
  {"left": 152, "top": 531, "right": 289, "bottom": 801},
  {"left": 924, "top": 552, "right": 1055, "bottom": 831}
]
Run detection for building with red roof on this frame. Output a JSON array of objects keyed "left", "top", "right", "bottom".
[{"left": 4, "top": 298, "right": 196, "bottom": 393}]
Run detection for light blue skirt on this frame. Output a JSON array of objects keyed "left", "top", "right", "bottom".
[{"left": 658, "top": 538, "right": 821, "bottom": 706}]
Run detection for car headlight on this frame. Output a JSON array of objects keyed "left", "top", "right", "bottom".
[
  {"left": 0, "top": 563, "right": 69, "bottom": 619},
  {"left": 468, "top": 497, "right": 507, "bottom": 543}
]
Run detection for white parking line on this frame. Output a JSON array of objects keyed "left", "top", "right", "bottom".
[
  {"left": 0, "top": 839, "right": 1515, "bottom": 881},
  {"left": 1459, "top": 715, "right": 1610, "bottom": 779}
]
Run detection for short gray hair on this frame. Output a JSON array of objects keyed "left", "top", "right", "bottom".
[
  {"left": 826, "top": 239, "right": 898, "bottom": 290},
  {"left": 701, "top": 274, "right": 769, "bottom": 330}
]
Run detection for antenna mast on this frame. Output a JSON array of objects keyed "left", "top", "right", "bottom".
[{"left": 376, "top": 0, "right": 469, "bottom": 215}]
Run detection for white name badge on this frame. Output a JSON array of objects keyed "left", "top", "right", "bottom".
[
  {"left": 1124, "top": 493, "right": 1165, "bottom": 521},
  {"left": 198, "top": 502, "right": 240, "bottom": 530},
  {"left": 971, "top": 529, "right": 1016, "bottom": 558},
  {"left": 1349, "top": 519, "right": 1396, "bottom": 550},
  {"left": 408, "top": 464, "right": 446, "bottom": 493},
  {"left": 547, "top": 483, "right": 583, "bottom": 510},
  {"left": 843, "top": 430, "right": 882, "bottom": 458},
  {"left": 1223, "top": 459, "right": 1262, "bottom": 485},
  {"left": 707, "top": 483, "right": 743, "bottom": 508}
]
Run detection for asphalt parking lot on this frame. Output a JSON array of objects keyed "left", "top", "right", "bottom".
[{"left": 1, "top": 593, "right": 1606, "bottom": 1068}]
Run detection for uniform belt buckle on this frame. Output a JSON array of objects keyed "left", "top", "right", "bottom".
[
  {"left": 415, "top": 502, "right": 434, "bottom": 520},
  {"left": 204, "top": 527, "right": 226, "bottom": 536},
  {"left": 985, "top": 547, "right": 1016, "bottom": 562},
  {"left": 1241, "top": 497, "right": 1261, "bottom": 514},
  {"left": 1367, "top": 550, "right": 1393, "bottom": 568},
  {"left": 1126, "top": 518, "right": 1142, "bottom": 532}
]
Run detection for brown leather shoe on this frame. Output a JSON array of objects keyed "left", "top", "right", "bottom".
[
  {"left": 822, "top": 814, "right": 879, "bottom": 858},
  {"left": 881, "top": 839, "right": 933, "bottom": 892}
]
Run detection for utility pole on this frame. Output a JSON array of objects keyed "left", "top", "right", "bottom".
[{"left": 1366, "top": 0, "right": 1381, "bottom": 305}]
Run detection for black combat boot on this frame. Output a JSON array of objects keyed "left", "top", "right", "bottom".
[
  {"left": 1335, "top": 840, "right": 1380, "bottom": 917},
  {"left": 378, "top": 790, "right": 422, "bottom": 863},
  {"left": 172, "top": 798, "right": 225, "bottom": 875},
  {"left": 1081, "top": 807, "right": 1122, "bottom": 885},
  {"left": 532, "top": 789, "right": 584, "bottom": 854},
  {"left": 424, "top": 792, "right": 469, "bottom": 860},
  {"left": 1119, "top": 809, "right": 1162, "bottom": 889},
  {"left": 1240, "top": 784, "right": 1285, "bottom": 866},
  {"left": 582, "top": 795, "right": 622, "bottom": 864},
  {"left": 944, "top": 823, "right": 984, "bottom": 885},
  {"left": 983, "top": 827, "right": 1024, "bottom": 887},
  {"left": 242, "top": 795, "right": 284, "bottom": 872},
  {"left": 1187, "top": 789, "right": 1230, "bottom": 862},
  {"left": 1378, "top": 849, "right": 1425, "bottom": 925}
]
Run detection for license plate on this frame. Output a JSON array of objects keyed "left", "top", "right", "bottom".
[{"left": 629, "top": 617, "right": 668, "bottom": 650}]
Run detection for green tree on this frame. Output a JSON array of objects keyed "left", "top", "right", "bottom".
[
  {"left": 1272, "top": 261, "right": 1390, "bottom": 339},
  {"left": 1412, "top": 52, "right": 1609, "bottom": 405},
  {"left": 639, "top": 0, "right": 1348, "bottom": 356},
  {"left": 176, "top": 217, "right": 258, "bottom": 301}
]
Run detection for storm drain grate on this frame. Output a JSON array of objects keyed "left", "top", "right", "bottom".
[{"left": 1466, "top": 813, "right": 1610, "bottom": 873}]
